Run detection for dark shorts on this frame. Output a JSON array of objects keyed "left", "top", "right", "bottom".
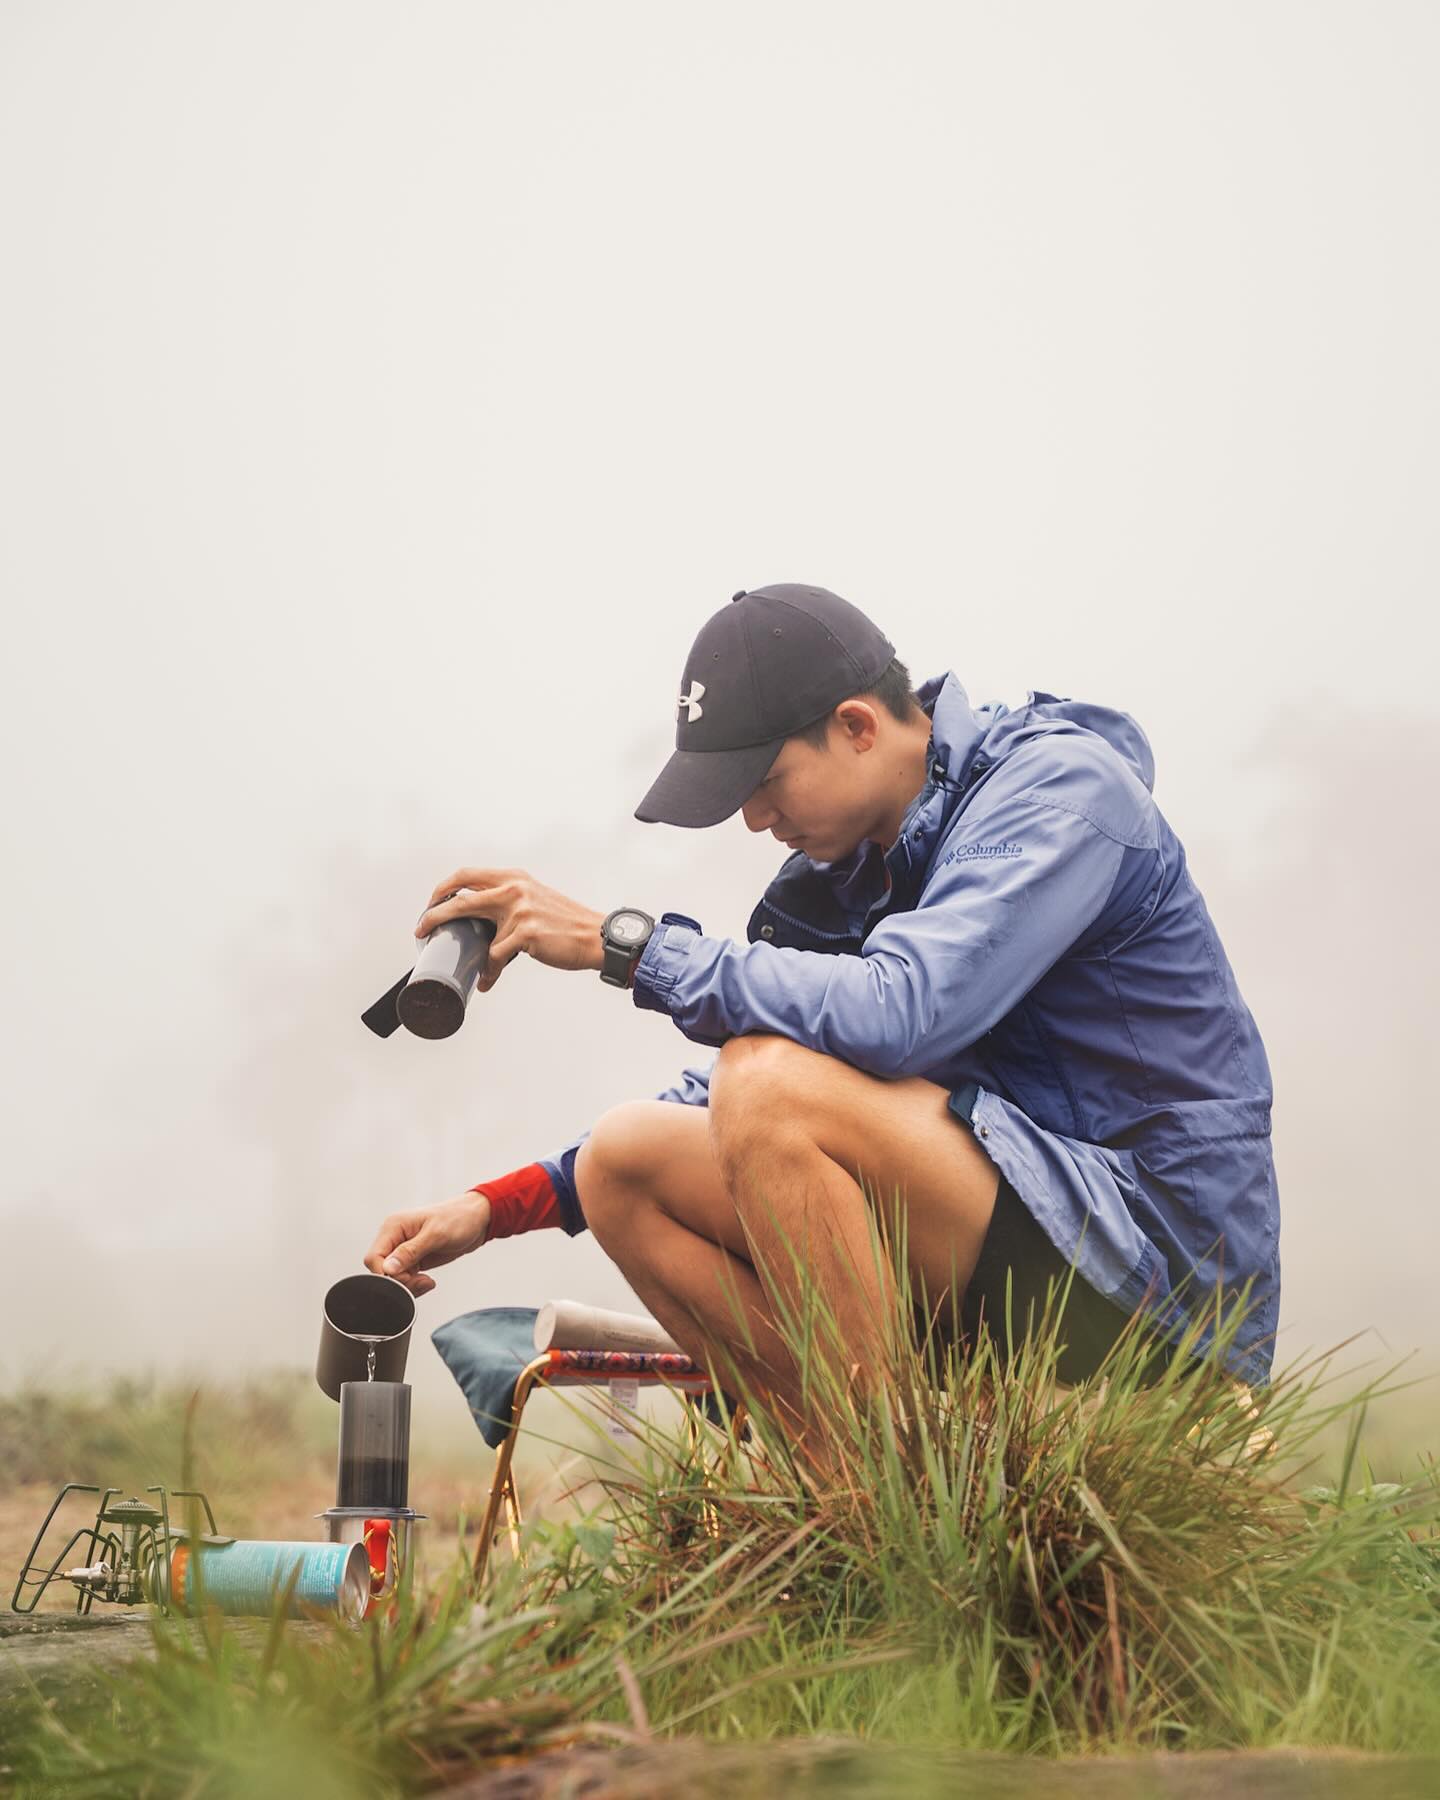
[{"left": 914, "top": 1176, "right": 1173, "bottom": 1386}]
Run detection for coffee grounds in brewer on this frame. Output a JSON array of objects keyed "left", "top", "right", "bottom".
[{"left": 337, "top": 1455, "right": 409, "bottom": 1511}]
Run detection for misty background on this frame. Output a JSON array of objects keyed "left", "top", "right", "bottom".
[{"left": 2, "top": 3, "right": 1436, "bottom": 1417}]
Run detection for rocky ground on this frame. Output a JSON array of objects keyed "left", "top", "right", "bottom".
[{"left": 0, "top": 1606, "right": 154, "bottom": 1711}]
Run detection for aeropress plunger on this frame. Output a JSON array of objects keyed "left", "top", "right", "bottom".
[{"left": 316, "top": 1273, "right": 425, "bottom": 1609}]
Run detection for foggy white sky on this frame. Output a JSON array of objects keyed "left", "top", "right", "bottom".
[{"left": 2, "top": 3, "right": 1436, "bottom": 1411}]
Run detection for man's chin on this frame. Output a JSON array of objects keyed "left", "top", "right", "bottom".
[{"left": 800, "top": 836, "right": 861, "bottom": 866}]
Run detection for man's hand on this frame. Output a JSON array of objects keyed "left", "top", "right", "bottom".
[
  {"left": 415, "top": 866, "right": 606, "bottom": 992},
  {"left": 364, "top": 1193, "right": 493, "bottom": 1296}
]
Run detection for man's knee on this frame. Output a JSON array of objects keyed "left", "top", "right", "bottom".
[
  {"left": 575, "top": 1101, "right": 665, "bottom": 1247},
  {"left": 710, "top": 1034, "right": 824, "bottom": 1138},
  {"left": 708, "top": 1037, "right": 834, "bottom": 1205}
]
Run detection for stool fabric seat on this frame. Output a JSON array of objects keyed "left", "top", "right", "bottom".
[{"left": 432, "top": 1305, "right": 708, "bottom": 1447}]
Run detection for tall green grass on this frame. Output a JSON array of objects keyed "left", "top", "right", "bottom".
[
  {"left": 520, "top": 1203, "right": 1440, "bottom": 1756},
  {"left": 6, "top": 1206, "right": 1438, "bottom": 1794}
]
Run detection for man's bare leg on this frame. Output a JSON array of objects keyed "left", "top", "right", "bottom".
[
  {"left": 576, "top": 1033, "right": 1003, "bottom": 1445},
  {"left": 576, "top": 1101, "right": 813, "bottom": 1430},
  {"left": 706, "top": 1035, "right": 1002, "bottom": 1417}
]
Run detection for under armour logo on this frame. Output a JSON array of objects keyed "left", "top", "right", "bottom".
[{"left": 677, "top": 680, "right": 706, "bottom": 722}]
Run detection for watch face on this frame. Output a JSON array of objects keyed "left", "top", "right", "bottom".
[{"left": 610, "top": 911, "right": 648, "bottom": 946}]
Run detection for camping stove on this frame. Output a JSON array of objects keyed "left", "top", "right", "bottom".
[
  {"left": 10, "top": 1485, "right": 369, "bottom": 1620},
  {"left": 10, "top": 1486, "right": 218, "bottom": 1614}
]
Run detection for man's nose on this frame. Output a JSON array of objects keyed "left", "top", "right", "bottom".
[{"left": 741, "top": 793, "right": 778, "bottom": 833}]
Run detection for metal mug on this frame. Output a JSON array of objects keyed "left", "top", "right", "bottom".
[
  {"left": 316, "top": 1273, "right": 415, "bottom": 1401},
  {"left": 396, "top": 917, "right": 495, "bottom": 1040}
]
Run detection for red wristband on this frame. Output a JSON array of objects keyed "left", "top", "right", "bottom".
[{"left": 471, "top": 1161, "right": 563, "bottom": 1240}]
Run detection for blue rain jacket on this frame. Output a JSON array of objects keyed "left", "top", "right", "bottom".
[{"left": 543, "top": 671, "right": 1280, "bottom": 1387}]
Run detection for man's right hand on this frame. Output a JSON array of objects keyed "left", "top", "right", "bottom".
[{"left": 364, "top": 1192, "right": 492, "bottom": 1297}]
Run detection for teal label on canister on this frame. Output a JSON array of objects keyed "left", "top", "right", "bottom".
[{"left": 173, "top": 1539, "right": 367, "bottom": 1620}]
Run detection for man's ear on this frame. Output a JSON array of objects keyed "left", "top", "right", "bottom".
[{"left": 833, "top": 699, "right": 882, "bottom": 752}]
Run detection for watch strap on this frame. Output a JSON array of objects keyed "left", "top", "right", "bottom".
[{"left": 601, "top": 938, "right": 642, "bottom": 986}]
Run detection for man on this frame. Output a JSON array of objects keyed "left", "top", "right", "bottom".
[{"left": 365, "top": 584, "right": 1279, "bottom": 1436}]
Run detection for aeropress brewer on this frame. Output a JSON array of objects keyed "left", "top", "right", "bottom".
[{"left": 316, "top": 1273, "right": 424, "bottom": 1610}]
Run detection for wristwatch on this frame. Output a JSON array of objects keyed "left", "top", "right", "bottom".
[{"left": 600, "top": 907, "right": 656, "bottom": 987}]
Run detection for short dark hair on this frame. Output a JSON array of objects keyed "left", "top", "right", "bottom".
[{"left": 790, "top": 656, "right": 922, "bottom": 749}]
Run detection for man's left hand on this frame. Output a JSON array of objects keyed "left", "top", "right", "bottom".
[{"left": 416, "top": 866, "right": 606, "bottom": 991}]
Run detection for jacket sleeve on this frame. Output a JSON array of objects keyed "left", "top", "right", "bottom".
[
  {"left": 651, "top": 1057, "right": 717, "bottom": 1108},
  {"left": 630, "top": 781, "right": 1131, "bottom": 1081},
  {"left": 538, "top": 1054, "right": 717, "bottom": 1236}
]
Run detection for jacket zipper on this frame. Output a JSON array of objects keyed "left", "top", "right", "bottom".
[{"left": 758, "top": 902, "right": 861, "bottom": 946}]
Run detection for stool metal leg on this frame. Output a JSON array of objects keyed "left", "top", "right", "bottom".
[
  {"left": 694, "top": 1398, "right": 750, "bottom": 1539},
  {"left": 473, "top": 1355, "right": 550, "bottom": 1589}
]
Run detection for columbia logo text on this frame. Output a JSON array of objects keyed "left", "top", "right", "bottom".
[{"left": 942, "top": 840, "right": 1024, "bottom": 866}]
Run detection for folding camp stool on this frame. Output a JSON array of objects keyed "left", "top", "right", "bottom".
[{"left": 472, "top": 1347, "right": 748, "bottom": 1586}]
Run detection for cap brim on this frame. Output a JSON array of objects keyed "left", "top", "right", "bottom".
[{"left": 634, "top": 736, "right": 786, "bottom": 827}]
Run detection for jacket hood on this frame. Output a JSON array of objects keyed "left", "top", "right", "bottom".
[{"left": 921, "top": 672, "right": 1156, "bottom": 795}]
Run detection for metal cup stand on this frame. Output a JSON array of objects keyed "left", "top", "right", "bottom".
[{"left": 316, "top": 1274, "right": 424, "bottom": 1612}]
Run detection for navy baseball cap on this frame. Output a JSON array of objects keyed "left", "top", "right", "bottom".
[{"left": 635, "top": 583, "right": 896, "bottom": 828}]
